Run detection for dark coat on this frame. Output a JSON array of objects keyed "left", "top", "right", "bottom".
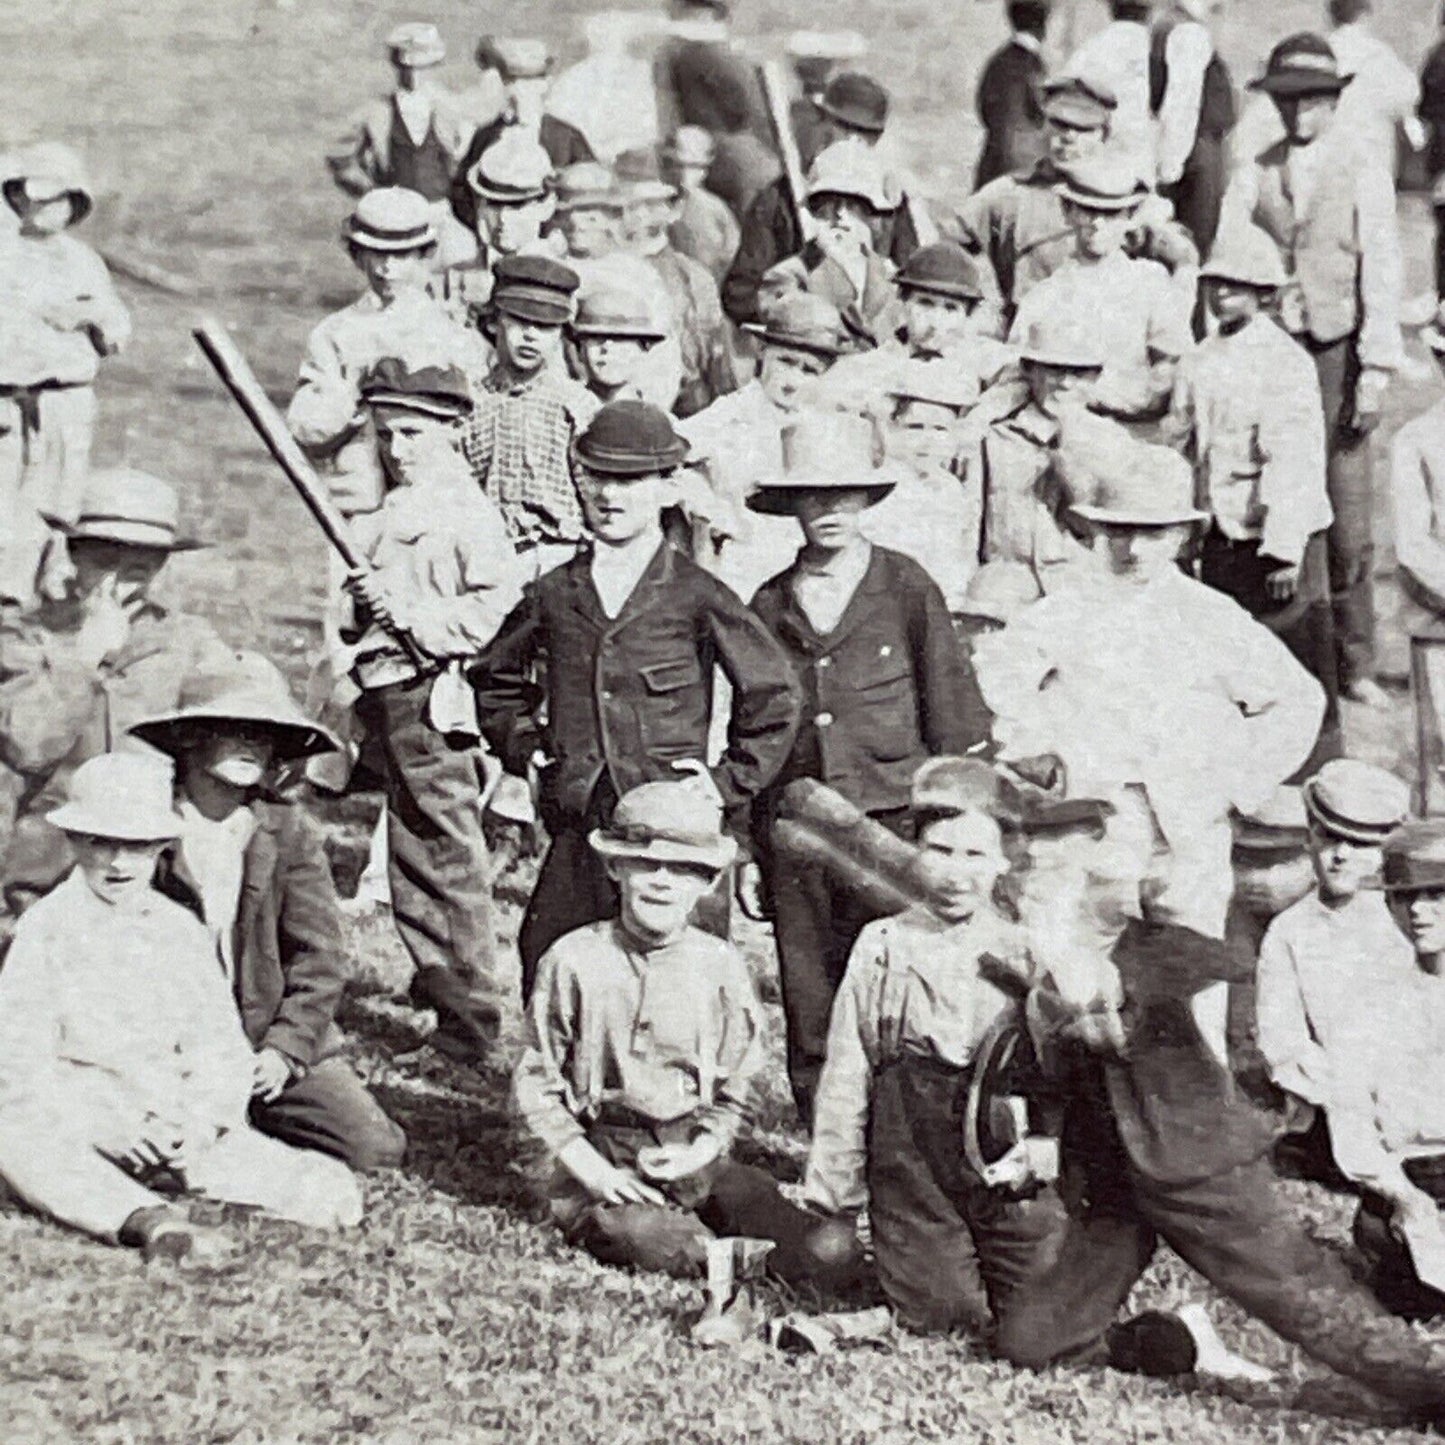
[
  {"left": 1421, "top": 38, "right": 1445, "bottom": 180},
  {"left": 974, "top": 39, "right": 1047, "bottom": 190},
  {"left": 654, "top": 37, "right": 775, "bottom": 147},
  {"left": 155, "top": 799, "right": 349, "bottom": 1069},
  {"left": 750, "top": 546, "right": 988, "bottom": 820},
  {"left": 449, "top": 114, "right": 595, "bottom": 232},
  {"left": 469, "top": 541, "right": 802, "bottom": 828}
]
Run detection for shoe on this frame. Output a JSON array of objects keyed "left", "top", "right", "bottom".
[{"left": 1175, "top": 1303, "right": 1274, "bottom": 1384}]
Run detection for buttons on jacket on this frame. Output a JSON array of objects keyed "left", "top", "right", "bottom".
[{"left": 816, "top": 711, "right": 834, "bottom": 727}]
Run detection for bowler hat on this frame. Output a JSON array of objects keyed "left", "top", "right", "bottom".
[
  {"left": 814, "top": 72, "right": 889, "bottom": 136},
  {"left": 2, "top": 142, "right": 94, "bottom": 226},
  {"left": 467, "top": 131, "right": 554, "bottom": 204},
  {"left": 345, "top": 187, "right": 437, "bottom": 253},
  {"left": 572, "top": 400, "right": 690, "bottom": 476},
  {"left": 742, "top": 292, "right": 850, "bottom": 358},
  {"left": 46, "top": 468, "right": 204, "bottom": 552},
  {"left": 474, "top": 35, "right": 553, "bottom": 80},
  {"left": 1382, "top": 820, "right": 1445, "bottom": 893},
  {"left": 894, "top": 242, "right": 986, "bottom": 303},
  {"left": 47, "top": 752, "right": 182, "bottom": 842},
  {"left": 748, "top": 410, "right": 894, "bottom": 515},
  {"left": 806, "top": 141, "right": 899, "bottom": 214},
  {"left": 360, "top": 357, "right": 474, "bottom": 419},
  {"left": 589, "top": 781, "right": 737, "bottom": 873},
  {"left": 1040, "top": 75, "right": 1117, "bottom": 129},
  {"left": 1200, "top": 225, "right": 1287, "bottom": 291},
  {"left": 1303, "top": 760, "right": 1409, "bottom": 845},
  {"left": 614, "top": 148, "right": 679, "bottom": 203},
  {"left": 130, "top": 651, "right": 341, "bottom": 763},
  {"left": 571, "top": 285, "right": 667, "bottom": 343},
  {"left": 386, "top": 21, "right": 446, "bottom": 68},
  {"left": 491, "top": 253, "right": 581, "bottom": 325},
  {"left": 1249, "top": 34, "right": 1353, "bottom": 99},
  {"left": 953, "top": 561, "right": 1042, "bottom": 626},
  {"left": 662, "top": 126, "right": 717, "bottom": 170},
  {"left": 1070, "top": 444, "right": 1207, "bottom": 528},
  {"left": 553, "top": 162, "right": 623, "bottom": 214},
  {"left": 1056, "top": 153, "right": 1149, "bottom": 212}
]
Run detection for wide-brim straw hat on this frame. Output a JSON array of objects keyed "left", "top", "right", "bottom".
[
  {"left": 44, "top": 468, "right": 205, "bottom": 552},
  {"left": 1055, "top": 154, "right": 1150, "bottom": 212},
  {"left": 589, "top": 780, "right": 738, "bottom": 873},
  {"left": 1070, "top": 444, "right": 1208, "bottom": 528},
  {"left": 748, "top": 410, "right": 894, "bottom": 515},
  {"left": 130, "top": 651, "right": 341, "bottom": 763},
  {"left": 466, "top": 132, "right": 554, "bottom": 204},
  {"left": 47, "top": 753, "right": 182, "bottom": 842}
]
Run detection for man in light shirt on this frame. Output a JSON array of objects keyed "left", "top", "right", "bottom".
[
  {"left": 1327, "top": 0, "right": 1424, "bottom": 183},
  {"left": 1066, "top": 0, "right": 1156, "bottom": 175}
]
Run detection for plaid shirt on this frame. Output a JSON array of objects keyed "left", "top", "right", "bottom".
[{"left": 461, "top": 360, "right": 598, "bottom": 548}]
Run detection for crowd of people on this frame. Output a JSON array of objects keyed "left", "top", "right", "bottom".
[{"left": 11, "top": 0, "right": 1445, "bottom": 1420}]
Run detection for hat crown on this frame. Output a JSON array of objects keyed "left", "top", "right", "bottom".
[
  {"left": 1042, "top": 74, "right": 1118, "bottom": 120},
  {"left": 360, "top": 356, "right": 472, "bottom": 415},
  {"left": 574, "top": 284, "right": 657, "bottom": 330},
  {"left": 475, "top": 131, "right": 554, "bottom": 192},
  {"left": 476, "top": 35, "right": 553, "bottom": 79},
  {"left": 896, "top": 241, "right": 985, "bottom": 299},
  {"left": 806, "top": 140, "right": 897, "bottom": 211},
  {"left": 1057, "top": 151, "right": 1146, "bottom": 206},
  {"left": 609, "top": 780, "right": 724, "bottom": 847},
  {"left": 1202, "top": 224, "right": 1286, "bottom": 289},
  {"left": 615, "top": 147, "right": 667, "bottom": 185},
  {"left": 1017, "top": 313, "right": 1104, "bottom": 369},
  {"left": 494, "top": 252, "right": 580, "bottom": 294},
  {"left": 575, "top": 399, "right": 688, "bottom": 472},
  {"left": 1305, "top": 759, "right": 1409, "bottom": 834},
  {"left": 1077, "top": 444, "right": 1197, "bottom": 523},
  {"left": 819, "top": 70, "right": 890, "bottom": 132},
  {"left": 387, "top": 21, "right": 446, "bottom": 65},
  {"left": 911, "top": 757, "right": 1018, "bottom": 821},
  {"left": 759, "top": 291, "right": 847, "bottom": 349},
  {"left": 350, "top": 186, "right": 436, "bottom": 246},
  {"left": 888, "top": 357, "right": 978, "bottom": 411},
  {"left": 52, "top": 751, "right": 180, "bottom": 840},
  {"left": 553, "top": 161, "right": 620, "bottom": 209},
  {"left": 171, "top": 651, "right": 301, "bottom": 724},
  {"left": 74, "top": 468, "right": 182, "bottom": 537},
  {"left": 780, "top": 408, "right": 879, "bottom": 481}
]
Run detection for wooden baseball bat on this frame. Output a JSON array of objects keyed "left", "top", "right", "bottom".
[{"left": 758, "top": 60, "right": 816, "bottom": 245}]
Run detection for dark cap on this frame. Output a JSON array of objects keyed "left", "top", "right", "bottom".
[
  {"left": 1248, "top": 33, "right": 1353, "bottom": 98},
  {"left": 895, "top": 242, "right": 986, "bottom": 303},
  {"left": 1382, "top": 820, "right": 1445, "bottom": 894},
  {"left": 360, "top": 357, "right": 474, "bottom": 419},
  {"left": 815, "top": 71, "right": 890, "bottom": 136},
  {"left": 572, "top": 400, "right": 690, "bottom": 477},
  {"left": 491, "top": 253, "right": 581, "bottom": 324}
]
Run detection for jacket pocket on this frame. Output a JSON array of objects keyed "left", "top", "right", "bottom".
[{"left": 639, "top": 659, "right": 703, "bottom": 694}]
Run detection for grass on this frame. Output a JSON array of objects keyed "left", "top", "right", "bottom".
[{"left": 5, "top": 0, "right": 1445, "bottom": 1440}]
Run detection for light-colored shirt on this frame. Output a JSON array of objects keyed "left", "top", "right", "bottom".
[
  {"left": 1330, "top": 21, "right": 1424, "bottom": 180},
  {"left": 1391, "top": 399, "right": 1445, "bottom": 613},
  {"left": 176, "top": 799, "right": 257, "bottom": 983},
  {"left": 804, "top": 906, "right": 1031, "bottom": 1214},
  {"left": 1156, "top": 19, "right": 1218, "bottom": 186},
  {"left": 792, "top": 538, "right": 873, "bottom": 635},
  {"left": 863, "top": 465, "right": 982, "bottom": 612},
  {"left": 513, "top": 920, "right": 765, "bottom": 1156},
  {"left": 590, "top": 534, "right": 662, "bottom": 620}
]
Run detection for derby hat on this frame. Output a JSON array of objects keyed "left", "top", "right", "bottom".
[
  {"left": 1249, "top": 33, "right": 1353, "bottom": 99},
  {"left": 1040, "top": 75, "right": 1117, "bottom": 129},
  {"left": 589, "top": 780, "right": 738, "bottom": 873},
  {"left": 571, "top": 285, "right": 667, "bottom": 343},
  {"left": 806, "top": 140, "right": 899, "bottom": 214},
  {"left": 47, "top": 752, "right": 182, "bottom": 842},
  {"left": 1302, "top": 760, "right": 1410, "bottom": 845},
  {"left": 1200, "top": 224, "right": 1287, "bottom": 290},
  {"left": 45, "top": 469, "right": 204, "bottom": 552},
  {"left": 466, "top": 131, "right": 554, "bottom": 204},
  {"left": 742, "top": 292, "right": 850, "bottom": 358},
  {"left": 1070, "top": 444, "right": 1208, "bottom": 528},
  {"left": 894, "top": 242, "right": 986, "bottom": 303},
  {"left": 1056, "top": 152, "right": 1149, "bottom": 212},
  {"left": 572, "top": 399, "right": 690, "bottom": 476},
  {"left": 1382, "top": 820, "right": 1445, "bottom": 894},
  {"left": 490, "top": 253, "right": 581, "bottom": 324},
  {"left": 386, "top": 21, "right": 446, "bottom": 68},
  {"left": 814, "top": 71, "right": 889, "bottom": 136},
  {"left": 748, "top": 410, "right": 894, "bottom": 514},
  {"left": 553, "top": 161, "right": 623, "bottom": 213},
  {"left": 360, "top": 357, "right": 474, "bottom": 419},
  {"left": 345, "top": 187, "right": 437, "bottom": 253},
  {"left": 130, "top": 650, "right": 341, "bottom": 762},
  {"left": 474, "top": 35, "right": 553, "bottom": 80},
  {"left": 614, "top": 147, "right": 680, "bottom": 203}
]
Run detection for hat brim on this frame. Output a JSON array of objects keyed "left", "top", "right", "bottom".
[
  {"left": 895, "top": 278, "right": 983, "bottom": 304},
  {"left": 620, "top": 182, "right": 680, "bottom": 203},
  {"left": 1019, "top": 352, "right": 1104, "bottom": 372},
  {"left": 3, "top": 175, "right": 92, "bottom": 224},
  {"left": 46, "top": 802, "right": 181, "bottom": 842},
  {"left": 808, "top": 186, "right": 896, "bottom": 214},
  {"left": 589, "top": 829, "right": 737, "bottom": 872},
  {"left": 1199, "top": 266, "right": 1281, "bottom": 290},
  {"left": 739, "top": 324, "right": 843, "bottom": 359},
  {"left": 345, "top": 225, "right": 438, "bottom": 254},
  {"left": 1071, "top": 504, "right": 1208, "bottom": 528},
  {"left": 1381, "top": 866, "right": 1445, "bottom": 894},
  {"left": 1248, "top": 72, "right": 1352, "bottom": 98},
  {"left": 362, "top": 390, "right": 474, "bottom": 420},
  {"left": 556, "top": 194, "right": 624, "bottom": 214},
  {"left": 1057, "top": 188, "right": 1145, "bottom": 213},
  {"left": 747, "top": 479, "right": 895, "bottom": 515},
  {"left": 389, "top": 46, "right": 447, "bottom": 68},
  {"left": 571, "top": 439, "right": 691, "bottom": 476},
  {"left": 1041, "top": 100, "right": 1113, "bottom": 130},
  {"left": 44, "top": 515, "right": 207, "bottom": 552},
  {"left": 492, "top": 296, "right": 572, "bottom": 325},
  {"left": 1302, "top": 783, "right": 1401, "bottom": 846},
  {"left": 813, "top": 98, "right": 887, "bottom": 136},
  {"left": 130, "top": 710, "right": 343, "bottom": 763},
  {"left": 571, "top": 321, "right": 667, "bottom": 343}
]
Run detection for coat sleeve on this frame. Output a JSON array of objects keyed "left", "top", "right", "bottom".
[
  {"left": 286, "top": 317, "right": 366, "bottom": 458},
  {"left": 512, "top": 946, "right": 588, "bottom": 1156},
  {"left": 907, "top": 567, "right": 990, "bottom": 755},
  {"left": 262, "top": 814, "right": 352, "bottom": 1068},
  {"left": 1156, "top": 22, "right": 1214, "bottom": 186},
  {"left": 468, "top": 583, "right": 547, "bottom": 776},
  {"left": 1258, "top": 344, "right": 1331, "bottom": 566},
  {"left": 0, "top": 622, "right": 101, "bottom": 776},
  {"left": 71, "top": 243, "right": 131, "bottom": 357},
  {"left": 721, "top": 183, "right": 799, "bottom": 326},
  {"left": 1254, "top": 917, "right": 1333, "bottom": 1107},
  {"left": 1355, "top": 160, "right": 1408, "bottom": 372}
]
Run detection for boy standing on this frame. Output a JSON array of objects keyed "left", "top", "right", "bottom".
[
  {"left": 515, "top": 779, "right": 859, "bottom": 1285},
  {"left": 974, "top": 1, "right": 1050, "bottom": 189},
  {"left": 662, "top": 127, "right": 741, "bottom": 285},
  {"left": 469, "top": 400, "right": 802, "bottom": 996},
  {"left": 570, "top": 285, "right": 668, "bottom": 405}
]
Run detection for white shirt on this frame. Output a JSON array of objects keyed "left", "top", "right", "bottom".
[
  {"left": 393, "top": 89, "right": 436, "bottom": 146},
  {"left": 1155, "top": 19, "right": 1217, "bottom": 186},
  {"left": 863, "top": 464, "right": 982, "bottom": 612},
  {"left": 590, "top": 533, "right": 663, "bottom": 619},
  {"left": 1392, "top": 400, "right": 1445, "bottom": 611},
  {"left": 177, "top": 799, "right": 258, "bottom": 983},
  {"left": 1330, "top": 21, "right": 1424, "bottom": 180},
  {"left": 792, "top": 538, "right": 873, "bottom": 635},
  {"left": 1066, "top": 19, "right": 1155, "bottom": 173}
]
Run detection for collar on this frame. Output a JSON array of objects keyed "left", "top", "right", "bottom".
[
  {"left": 1000, "top": 401, "right": 1059, "bottom": 448},
  {"left": 1010, "top": 31, "right": 1043, "bottom": 56},
  {"left": 487, "top": 357, "right": 555, "bottom": 395},
  {"left": 795, "top": 537, "right": 872, "bottom": 580}
]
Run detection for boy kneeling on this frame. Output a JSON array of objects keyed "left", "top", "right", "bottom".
[
  {"left": 514, "top": 779, "right": 859, "bottom": 1286},
  {"left": 0, "top": 754, "right": 361, "bottom": 1266}
]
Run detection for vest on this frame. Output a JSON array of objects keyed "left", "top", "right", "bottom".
[
  {"left": 1249, "top": 139, "right": 1362, "bottom": 347},
  {"left": 1149, "top": 16, "right": 1237, "bottom": 140},
  {"left": 387, "top": 98, "right": 453, "bottom": 202}
]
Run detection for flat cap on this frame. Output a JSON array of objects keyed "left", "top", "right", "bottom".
[
  {"left": 491, "top": 253, "right": 581, "bottom": 323},
  {"left": 360, "top": 357, "right": 474, "bottom": 419}
]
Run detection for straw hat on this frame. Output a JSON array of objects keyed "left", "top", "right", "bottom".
[
  {"left": 1056, "top": 153, "right": 1149, "bottom": 212},
  {"left": 806, "top": 140, "right": 899, "bottom": 214},
  {"left": 1070, "top": 445, "right": 1207, "bottom": 528},
  {"left": 1200, "top": 225, "right": 1287, "bottom": 291},
  {"left": 467, "top": 132, "right": 554, "bottom": 204},
  {"left": 386, "top": 22, "right": 447, "bottom": 69},
  {"left": 748, "top": 410, "right": 893, "bottom": 515},
  {"left": 589, "top": 781, "right": 737, "bottom": 873},
  {"left": 1302, "top": 760, "right": 1410, "bottom": 845},
  {"left": 345, "top": 187, "right": 437, "bottom": 253},
  {"left": 47, "top": 753, "right": 182, "bottom": 842},
  {"left": 45, "top": 469, "right": 204, "bottom": 552}
]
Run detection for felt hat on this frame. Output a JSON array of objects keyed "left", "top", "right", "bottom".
[
  {"left": 1232, "top": 786, "right": 1310, "bottom": 857},
  {"left": 130, "top": 651, "right": 341, "bottom": 762},
  {"left": 894, "top": 242, "right": 986, "bottom": 303},
  {"left": 1383, "top": 820, "right": 1445, "bottom": 893},
  {"left": 1056, "top": 152, "right": 1149, "bottom": 212},
  {"left": 748, "top": 410, "right": 894, "bottom": 514},
  {"left": 2, "top": 141, "right": 94, "bottom": 225},
  {"left": 47, "top": 752, "right": 182, "bottom": 842},
  {"left": 572, "top": 400, "right": 690, "bottom": 476},
  {"left": 553, "top": 162, "right": 623, "bottom": 214},
  {"left": 571, "top": 285, "right": 667, "bottom": 343},
  {"left": 814, "top": 71, "right": 889, "bottom": 136},
  {"left": 46, "top": 469, "right": 204, "bottom": 552},
  {"left": 1015, "top": 314, "right": 1105, "bottom": 371},
  {"left": 952, "top": 561, "right": 1042, "bottom": 625},
  {"left": 360, "top": 357, "right": 474, "bottom": 419},
  {"left": 1302, "top": 760, "right": 1410, "bottom": 845},
  {"left": 1070, "top": 444, "right": 1207, "bottom": 528},
  {"left": 614, "top": 148, "right": 679, "bottom": 203},
  {"left": 490, "top": 253, "right": 581, "bottom": 324},
  {"left": 886, "top": 358, "right": 979, "bottom": 412},
  {"left": 467, "top": 131, "right": 554, "bottom": 204},
  {"left": 1040, "top": 75, "right": 1117, "bottom": 129},
  {"left": 345, "top": 187, "right": 437, "bottom": 252},
  {"left": 742, "top": 292, "right": 850, "bottom": 358},
  {"left": 662, "top": 125, "right": 716, "bottom": 169},
  {"left": 806, "top": 140, "right": 899, "bottom": 214},
  {"left": 1249, "top": 33, "right": 1353, "bottom": 99},
  {"left": 1200, "top": 225, "right": 1287, "bottom": 290},
  {"left": 386, "top": 21, "right": 446, "bottom": 69},
  {"left": 589, "top": 780, "right": 737, "bottom": 872},
  {"left": 474, "top": 35, "right": 554, "bottom": 80}
]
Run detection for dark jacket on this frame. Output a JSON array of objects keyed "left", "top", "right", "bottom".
[
  {"left": 469, "top": 541, "right": 802, "bottom": 828},
  {"left": 975, "top": 39, "right": 1048, "bottom": 190},
  {"left": 655, "top": 37, "right": 775, "bottom": 147},
  {"left": 750, "top": 546, "right": 988, "bottom": 820},
  {"left": 1421, "top": 37, "right": 1445, "bottom": 179},
  {"left": 449, "top": 114, "right": 595, "bottom": 232},
  {"left": 155, "top": 799, "right": 349, "bottom": 1069}
]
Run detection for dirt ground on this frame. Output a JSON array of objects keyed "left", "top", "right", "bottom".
[{"left": 5, "top": 1, "right": 1445, "bottom": 1441}]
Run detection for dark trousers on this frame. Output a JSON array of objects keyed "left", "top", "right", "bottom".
[
  {"left": 867, "top": 1056, "right": 1068, "bottom": 1334},
  {"left": 768, "top": 809, "right": 910, "bottom": 1124},
  {"left": 1160, "top": 134, "right": 1227, "bottom": 256},
  {"left": 1355, "top": 1154, "right": 1445, "bottom": 1321},
  {"left": 1436, "top": 205, "right": 1445, "bottom": 299},
  {"left": 357, "top": 681, "right": 505, "bottom": 1051},
  {"left": 1198, "top": 527, "right": 1341, "bottom": 774},
  {"left": 249, "top": 1055, "right": 406, "bottom": 1173},
  {"left": 1309, "top": 335, "right": 1376, "bottom": 690},
  {"left": 994, "top": 1087, "right": 1445, "bottom": 1411}
]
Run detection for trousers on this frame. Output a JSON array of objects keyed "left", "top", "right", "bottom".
[
  {"left": 1355, "top": 1154, "right": 1445, "bottom": 1321},
  {"left": 249, "top": 1056, "right": 405, "bottom": 1173}
]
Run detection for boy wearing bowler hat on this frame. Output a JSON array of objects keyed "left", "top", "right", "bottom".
[
  {"left": 514, "top": 778, "right": 860, "bottom": 1286},
  {"left": 470, "top": 399, "right": 802, "bottom": 997},
  {"left": 131, "top": 651, "right": 406, "bottom": 1173},
  {"left": 748, "top": 410, "right": 989, "bottom": 1120},
  {"left": 461, "top": 253, "right": 599, "bottom": 579}
]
